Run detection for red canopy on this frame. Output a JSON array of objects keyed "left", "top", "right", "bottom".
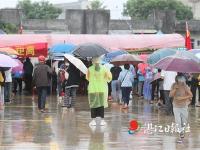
[
  {"left": 0, "top": 34, "right": 184, "bottom": 51},
  {"left": 12, "top": 43, "right": 48, "bottom": 58}
]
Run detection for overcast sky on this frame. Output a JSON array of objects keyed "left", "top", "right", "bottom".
[{"left": 0, "top": 0, "right": 128, "bottom": 19}]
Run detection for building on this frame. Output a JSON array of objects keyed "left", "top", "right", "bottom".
[
  {"left": 178, "top": 0, "right": 200, "bottom": 20},
  {"left": 54, "top": 0, "right": 89, "bottom": 19}
]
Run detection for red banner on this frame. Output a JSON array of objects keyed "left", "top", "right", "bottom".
[{"left": 12, "top": 43, "right": 48, "bottom": 58}]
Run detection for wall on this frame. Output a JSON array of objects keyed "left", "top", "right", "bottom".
[
  {"left": 0, "top": 9, "right": 21, "bottom": 25},
  {"left": 65, "top": 9, "right": 110, "bottom": 34}
]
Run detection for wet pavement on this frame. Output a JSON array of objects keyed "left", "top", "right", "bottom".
[{"left": 0, "top": 94, "right": 200, "bottom": 150}]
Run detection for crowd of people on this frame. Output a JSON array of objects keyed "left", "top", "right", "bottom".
[
  {"left": 0, "top": 54, "right": 199, "bottom": 143},
  {"left": 0, "top": 57, "right": 33, "bottom": 107}
]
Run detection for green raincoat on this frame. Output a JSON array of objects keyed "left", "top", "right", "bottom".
[{"left": 86, "top": 64, "right": 112, "bottom": 108}]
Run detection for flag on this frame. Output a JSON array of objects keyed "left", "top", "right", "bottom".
[
  {"left": 185, "top": 22, "right": 192, "bottom": 50},
  {"left": 18, "top": 25, "right": 23, "bottom": 34}
]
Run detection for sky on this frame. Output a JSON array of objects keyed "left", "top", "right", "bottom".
[{"left": 0, "top": 0, "right": 128, "bottom": 19}]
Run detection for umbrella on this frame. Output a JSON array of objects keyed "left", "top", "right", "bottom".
[
  {"left": 49, "top": 43, "right": 75, "bottom": 54},
  {"left": 153, "top": 52, "right": 200, "bottom": 73},
  {"left": 110, "top": 54, "right": 143, "bottom": 66},
  {"left": 138, "top": 54, "right": 148, "bottom": 63},
  {"left": 12, "top": 59, "right": 23, "bottom": 73},
  {"left": 73, "top": 43, "right": 109, "bottom": 59},
  {"left": 190, "top": 49, "right": 200, "bottom": 59},
  {"left": 0, "top": 47, "right": 19, "bottom": 55},
  {"left": 0, "top": 54, "right": 18, "bottom": 67},
  {"left": 147, "top": 48, "right": 199, "bottom": 65},
  {"left": 190, "top": 49, "right": 200, "bottom": 55},
  {"left": 102, "top": 50, "right": 128, "bottom": 63},
  {"left": 64, "top": 54, "right": 88, "bottom": 74}
]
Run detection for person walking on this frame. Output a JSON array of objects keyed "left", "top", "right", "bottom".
[
  {"left": 63, "top": 61, "right": 81, "bottom": 109},
  {"left": 118, "top": 64, "right": 134, "bottom": 109},
  {"left": 33, "top": 55, "right": 52, "bottom": 113},
  {"left": 143, "top": 67, "right": 153, "bottom": 103},
  {"left": 169, "top": 75, "right": 193, "bottom": 143},
  {"left": 86, "top": 57, "right": 112, "bottom": 126},
  {"left": 4, "top": 68, "right": 12, "bottom": 103},
  {"left": 23, "top": 57, "right": 33, "bottom": 93},
  {"left": 110, "top": 64, "right": 122, "bottom": 104},
  {"left": 161, "top": 70, "right": 177, "bottom": 115},
  {"left": 0, "top": 70, "right": 5, "bottom": 108}
]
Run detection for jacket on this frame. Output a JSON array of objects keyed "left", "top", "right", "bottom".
[{"left": 33, "top": 63, "right": 52, "bottom": 87}]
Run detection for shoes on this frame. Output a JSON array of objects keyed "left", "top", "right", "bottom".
[
  {"left": 89, "top": 119, "right": 96, "bottom": 126},
  {"left": 180, "top": 132, "right": 185, "bottom": 138},
  {"left": 100, "top": 119, "right": 107, "bottom": 126},
  {"left": 176, "top": 138, "right": 183, "bottom": 143}
]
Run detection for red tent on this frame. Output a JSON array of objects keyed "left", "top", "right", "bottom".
[
  {"left": 12, "top": 43, "right": 48, "bottom": 57},
  {"left": 0, "top": 34, "right": 184, "bottom": 51}
]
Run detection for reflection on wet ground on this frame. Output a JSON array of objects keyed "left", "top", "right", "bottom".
[{"left": 0, "top": 95, "right": 200, "bottom": 150}]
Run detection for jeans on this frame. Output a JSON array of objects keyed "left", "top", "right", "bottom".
[
  {"left": 4, "top": 82, "right": 12, "bottom": 102},
  {"left": 173, "top": 107, "right": 188, "bottom": 133},
  {"left": 111, "top": 80, "right": 121, "bottom": 102},
  {"left": 138, "top": 81, "right": 144, "bottom": 96},
  {"left": 163, "top": 90, "right": 173, "bottom": 115},
  {"left": 37, "top": 86, "right": 48, "bottom": 109},
  {"left": 64, "top": 87, "right": 77, "bottom": 107},
  {"left": 13, "top": 78, "right": 22, "bottom": 94},
  {"left": 0, "top": 86, "right": 4, "bottom": 105},
  {"left": 121, "top": 87, "right": 132, "bottom": 105}
]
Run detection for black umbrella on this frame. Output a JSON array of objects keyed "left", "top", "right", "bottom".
[{"left": 72, "top": 43, "right": 109, "bottom": 59}]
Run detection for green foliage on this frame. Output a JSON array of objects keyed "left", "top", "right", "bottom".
[
  {"left": 123, "top": 0, "right": 193, "bottom": 20},
  {"left": 17, "top": 0, "right": 62, "bottom": 19},
  {"left": 88, "top": 0, "right": 106, "bottom": 10},
  {"left": 0, "top": 22, "right": 18, "bottom": 33}
]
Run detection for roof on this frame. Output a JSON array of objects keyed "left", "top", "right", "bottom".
[{"left": 0, "top": 34, "right": 185, "bottom": 51}]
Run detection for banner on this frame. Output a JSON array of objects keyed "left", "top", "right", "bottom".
[{"left": 12, "top": 43, "right": 48, "bottom": 57}]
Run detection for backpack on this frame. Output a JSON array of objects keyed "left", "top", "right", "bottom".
[{"left": 0, "top": 71, "right": 5, "bottom": 86}]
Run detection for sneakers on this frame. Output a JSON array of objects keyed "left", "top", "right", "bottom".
[
  {"left": 180, "top": 132, "right": 185, "bottom": 138},
  {"left": 176, "top": 138, "right": 183, "bottom": 143},
  {"left": 100, "top": 119, "right": 107, "bottom": 126},
  {"left": 89, "top": 119, "right": 96, "bottom": 126}
]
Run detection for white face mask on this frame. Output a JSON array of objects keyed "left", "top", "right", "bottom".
[{"left": 65, "top": 62, "right": 69, "bottom": 66}]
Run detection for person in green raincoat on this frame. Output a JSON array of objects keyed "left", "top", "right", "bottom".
[{"left": 86, "top": 57, "right": 112, "bottom": 126}]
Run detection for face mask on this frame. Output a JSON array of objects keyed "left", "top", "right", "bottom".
[{"left": 65, "top": 62, "right": 69, "bottom": 66}]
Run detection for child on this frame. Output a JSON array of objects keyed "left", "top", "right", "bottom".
[{"left": 169, "top": 75, "right": 193, "bottom": 143}]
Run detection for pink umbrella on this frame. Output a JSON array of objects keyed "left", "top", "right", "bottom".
[
  {"left": 154, "top": 54, "right": 200, "bottom": 73},
  {"left": 0, "top": 54, "right": 18, "bottom": 67},
  {"left": 12, "top": 59, "right": 23, "bottom": 73},
  {"left": 139, "top": 54, "right": 148, "bottom": 63},
  {"left": 138, "top": 63, "right": 148, "bottom": 75}
]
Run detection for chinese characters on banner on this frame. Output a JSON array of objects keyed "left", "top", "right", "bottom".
[
  {"left": 143, "top": 122, "right": 190, "bottom": 135},
  {"left": 12, "top": 43, "right": 48, "bottom": 58}
]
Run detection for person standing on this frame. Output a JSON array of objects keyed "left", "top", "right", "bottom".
[
  {"left": 86, "top": 57, "right": 112, "bottom": 126},
  {"left": 169, "top": 75, "right": 193, "bottom": 143},
  {"left": 4, "top": 68, "right": 12, "bottom": 103},
  {"left": 143, "top": 67, "right": 153, "bottom": 103},
  {"left": 110, "top": 64, "right": 122, "bottom": 104},
  {"left": 0, "top": 70, "right": 5, "bottom": 107},
  {"left": 118, "top": 64, "right": 134, "bottom": 109},
  {"left": 137, "top": 69, "right": 145, "bottom": 98},
  {"left": 63, "top": 62, "right": 81, "bottom": 109},
  {"left": 33, "top": 55, "right": 52, "bottom": 113},
  {"left": 23, "top": 57, "right": 33, "bottom": 93},
  {"left": 161, "top": 70, "right": 177, "bottom": 115}
]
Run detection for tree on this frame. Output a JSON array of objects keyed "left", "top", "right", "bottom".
[
  {"left": 0, "top": 22, "right": 18, "bottom": 33},
  {"left": 123, "top": 0, "right": 193, "bottom": 20},
  {"left": 88, "top": 0, "right": 106, "bottom": 10},
  {"left": 17, "top": 0, "right": 62, "bottom": 19}
]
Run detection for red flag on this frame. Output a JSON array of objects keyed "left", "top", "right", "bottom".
[
  {"left": 185, "top": 22, "right": 192, "bottom": 50},
  {"left": 18, "top": 25, "right": 23, "bottom": 34}
]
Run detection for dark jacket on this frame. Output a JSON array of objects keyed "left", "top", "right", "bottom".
[
  {"left": 65, "top": 63, "right": 81, "bottom": 88},
  {"left": 33, "top": 63, "right": 52, "bottom": 87},
  {"left": 23, "top": 59, "right": 33, "bottom": 75}
]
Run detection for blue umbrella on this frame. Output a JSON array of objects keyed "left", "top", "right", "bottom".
[
  {"left": 49, "top": 43, "right": 75, "bottom": 54},
  {"left": 102, "top": 50, "right": 128, "bottom": 63},
  {"left": 147, "top": 48, "right": 183, "bottom": 65}
]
